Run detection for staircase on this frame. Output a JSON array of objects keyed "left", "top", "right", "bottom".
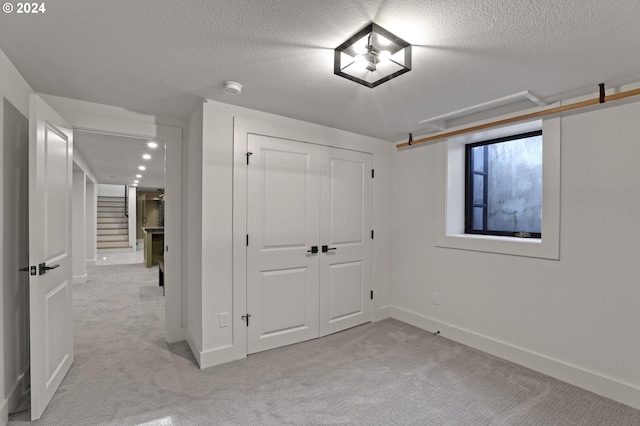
[{"left": 97, "top": 196, "right": 131, "bottom": 251}]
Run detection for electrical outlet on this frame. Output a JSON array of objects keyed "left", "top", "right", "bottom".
[
  {"left": 219, "top": 312, "right": 229, "bottom": 327},
  {"left": 433, "top": 292, "right": 440, "bottom": 305}
]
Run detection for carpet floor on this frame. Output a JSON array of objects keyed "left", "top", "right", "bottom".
[{"left": 8, "top": 263, "right": 640, "bottom": 425}]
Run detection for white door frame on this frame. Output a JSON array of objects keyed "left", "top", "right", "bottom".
[
  {"left": 40, "top": 95, "right": 185, "bottom": 343},
  {"left": 233, "top": 118, "right": 375, "bottom": 358}
]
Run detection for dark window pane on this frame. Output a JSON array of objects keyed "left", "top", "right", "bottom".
[
  {"left": 473, "top": 174, "right": 484, "bottom": 205},
  {"left": 473, "top": 207, "right": 484, "bottom": 230},
  {"left": 465, "top": 131, "right": 542, "bottom": 237},
  {"left": 472, "top": 146, "right": 484, "bottom": 172}
]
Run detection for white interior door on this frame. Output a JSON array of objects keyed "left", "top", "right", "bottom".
[
  {"left": 319, "top": 148, "right": 372, "bottom": 336},
  {"left": 246, "top": 135, "right": 321, "bottom": 354},
  {"left": 28, "top": 94, "right": 74, "bottom": 420}
]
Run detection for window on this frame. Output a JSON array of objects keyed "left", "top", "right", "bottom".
[
  {"left": 465, "top": 131, "right": 542, "bottom": 238},
  {"left": 434, "top": 119, "right": 560, "bottom": 260}
]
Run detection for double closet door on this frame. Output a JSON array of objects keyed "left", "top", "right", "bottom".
[{"left": 247, "top": 134, "right": 372, "bottom": 354}]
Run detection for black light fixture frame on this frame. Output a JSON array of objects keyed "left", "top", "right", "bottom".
[{"left": 334, "top": 22, "right": 412, "bottom": 88}]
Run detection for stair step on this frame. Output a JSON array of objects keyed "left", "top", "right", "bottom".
[
  {"left": 98, "top": 213, "right": 127, "bottom": 218},
  {"left": 97, "top": 206, "right": 126, "bottom": 210},
  {"left": 98, "top": 241, "right": 132, "bottom": 248},
  {"left": 98, "top": 246, "right": 132, "bottom": 252},
  {"left": 97, "top": 229, "right": 128, "bottom": 235},
  {"left": 98, "top": 217, "right": 128, "bottom": 223},
  {"left": 98, "top": 235, "right": 129, "bottom": 242},
  {"left": 98, "top": 224, "right": 128, "bottom": 230}
]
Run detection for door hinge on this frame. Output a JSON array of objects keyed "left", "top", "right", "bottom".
[
  {"left": 241, "top": 313, "right": 252, "bottom": 326},
  {"left": 371, "top": 169, "right": 375, "bottom": 178},
  {"left": 371, "top": 230, "right": 374, "bottom": 239},
  {"left": 370, "top": 290, "right": 374, "bottom": 300},
  {"left": 246, "top": 234, "right": 249, "bottom": 246},
  {"left": 246, "top": 151, "right": 253, "bottom": 165}
]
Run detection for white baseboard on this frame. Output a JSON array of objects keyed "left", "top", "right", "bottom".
[
  {"left": 185, "top": 328, "right": 202, "bottom": 367},
  {"left": 186, "top": 328, "right": 245, "bottom": 369},
  {"left": 389, "top": 306, "right": 640, "bottom": 411},
  {"left": 72, "top": 273, "right": 87, "bottom": 284},
  {"left": 373, "top": 305, "right": 392, "bottom": 322},
  {"left": 1, "top": 398, "right": 8, "bottom": 426},
  {"left": 2, "top": 367, "right": 29, "bottom": 424},
  {"left": 199, "top": 345, "right": 246, "bottom": 369},
  {"left": 86, "top": 256, "right": 97, "bottom": 266}
]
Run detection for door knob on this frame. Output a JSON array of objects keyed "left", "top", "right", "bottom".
[
  {"left": 321, "top": 245, "right": 336, "bottom": 253},
  {"left": 38, "top": 263, "right": 60, "bottom": 275},
  {"left": 307, "top": 246, "right": 318, "bottom": 254}
]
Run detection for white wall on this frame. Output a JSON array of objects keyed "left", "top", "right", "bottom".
[
  {"left": 0, "top": 47, "right": 33, "bottom": 426},
  {"left": 97, "top": 183, "right": 127, "bottom": 198},
  {"left": 85, "top": 181, "right": 97, "bottom": 264},
  {"left": 74, "top": 148, "right": 98, "bottom": 265},
  {"left": 185, "top": 104, "right": 203, "bottom": 351},
  {"left": 391, "top": 96, "right": 640, "bottom": 409},
  {"left": 72, "top": 171, "right": 87, "bottom": 283},
  {"left": 186, "top": 100, "right": 393, "bottom": 368},
  {"left": 128, "top": 186, "right": 136, "bottom": 249}
]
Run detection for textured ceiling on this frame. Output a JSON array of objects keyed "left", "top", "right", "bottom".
[{"left": 2, "top": 0, "right": 640, "bottom": 144}]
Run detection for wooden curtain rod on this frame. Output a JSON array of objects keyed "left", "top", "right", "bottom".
[{"left": 396, "top": 85, "right": 640, "bottom": 149}]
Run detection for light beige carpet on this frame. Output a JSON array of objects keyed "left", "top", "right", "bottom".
[{"left": 9, "top": 263, "right": 640, "bottom": 425}]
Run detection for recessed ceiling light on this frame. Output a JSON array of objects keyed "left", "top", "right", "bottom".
[
  {"left": 139, "top": 166, "right": 146, "bottom": 171},
  {"left": 132, "top": 183, "right": 138, "bottom": 187},
  {"left": 136, "top": 174, "right": 142, "bottom": 178},
  {"left": 147, "top": 142, "right": 158, "bottom": 148},
  {"left": 142, "top": 154, "right": 151, "bottom": 160},
  {"left": 134, "top": 180, "right": 139, "bottom": 183}
]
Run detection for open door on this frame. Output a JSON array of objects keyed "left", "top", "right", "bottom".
[{"left": 28, "top": 94, "right": 74, "bottom": 420}]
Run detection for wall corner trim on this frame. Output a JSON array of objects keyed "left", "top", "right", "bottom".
[{"left": 389, "top": 306, "right": 640, "bottom": 411}]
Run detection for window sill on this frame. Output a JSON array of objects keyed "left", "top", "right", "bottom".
[{"left": 435, "top": 233, "right": 559, "bottom": 260}]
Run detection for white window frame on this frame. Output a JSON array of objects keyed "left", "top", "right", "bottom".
[{"left": 434, "top": 118, "right": 560, "bottom": 259}]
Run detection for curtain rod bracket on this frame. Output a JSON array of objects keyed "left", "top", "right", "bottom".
[{"left": 599, "top": 83, "right": 606, "bottom": 104}]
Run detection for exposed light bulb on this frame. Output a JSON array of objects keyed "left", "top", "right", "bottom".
[
  {"left": 353, "top": 43, "right": 368, "bottom": 55},
  {"left": 379, "top": 50, "right": 391, "bottom": 61},
  {"left": 354, "top": 55, "right": 369, "bottom": 69}
]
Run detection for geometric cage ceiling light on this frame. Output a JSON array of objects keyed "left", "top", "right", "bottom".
[{"left": 334, "top": 22, "right": 412, "bottom": 88}]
